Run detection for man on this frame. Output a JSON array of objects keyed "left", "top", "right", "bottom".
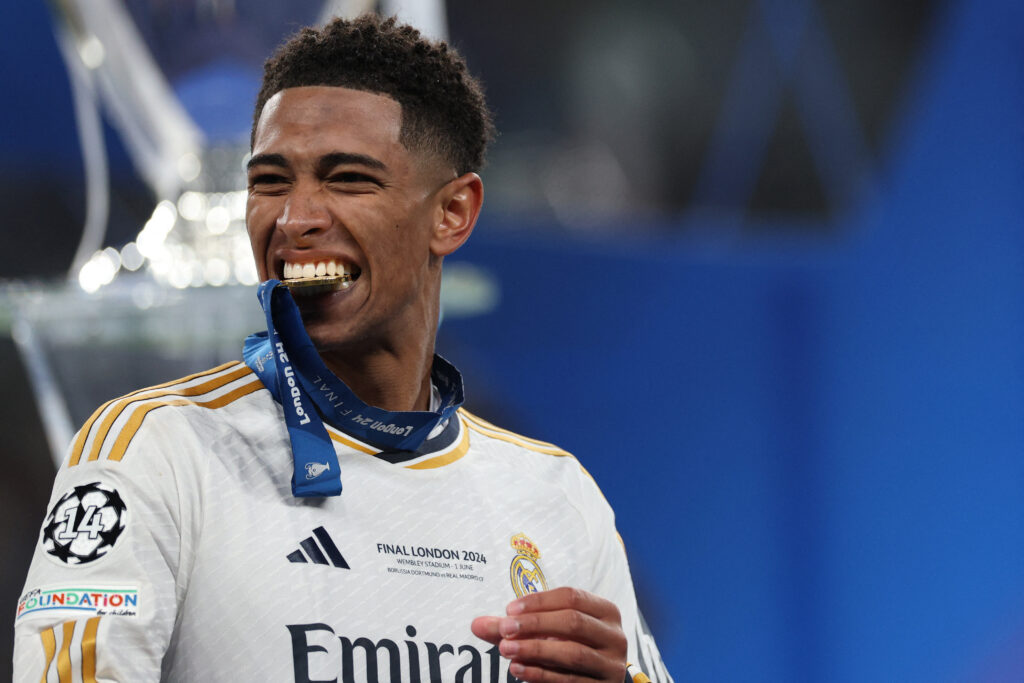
[{"left": 15, "top": 15, "right": 671, "bottom": 682}]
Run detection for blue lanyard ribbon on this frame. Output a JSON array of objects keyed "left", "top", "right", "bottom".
[{"left": 242, "top": 280, "right": 465, "bottom": 497}]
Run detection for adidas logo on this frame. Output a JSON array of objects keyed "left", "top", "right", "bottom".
[{"left": 287, "top": 526, "right": 350, "bottom": 569}]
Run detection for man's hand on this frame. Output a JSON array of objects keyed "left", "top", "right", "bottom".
[{"left": 471, "top": 587, "right": 628, "bottom": 682}]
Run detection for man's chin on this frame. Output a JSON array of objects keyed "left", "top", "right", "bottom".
[
  {"left": 304, "top": 328, "right": 351, "bottom": 353},
  {"left": 303, "top": 324, "right": 373, "bottom": 358}
]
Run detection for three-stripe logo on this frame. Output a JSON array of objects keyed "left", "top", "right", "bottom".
[{"left": 287, "top": 526, "right": 350, "bottom": 569}]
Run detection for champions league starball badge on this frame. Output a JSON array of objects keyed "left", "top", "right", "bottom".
[{"left": 41, "top": 482, "right": 127, "bottom": 566}]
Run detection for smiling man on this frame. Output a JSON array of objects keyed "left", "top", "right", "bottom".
[
  {"left": 14, "top": 15, "right": 671, "bottom": 683},
  {"left": 246, "top": 84, "right": 471, "bottom": 414}
]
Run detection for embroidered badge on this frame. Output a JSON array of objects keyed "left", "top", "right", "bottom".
[
  {"left": 508, "top": 533, "right": 547, "bottom": 598},
  {"left": 305, "top": 461, "right": 331, "bottom": 479},
  {"left": 41, "top": 482, "right": 127, "bottom": 566}
]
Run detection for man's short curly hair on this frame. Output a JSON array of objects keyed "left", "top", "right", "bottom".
[{"left": 252, "top": 14, "right": 494, "bottom": 176}]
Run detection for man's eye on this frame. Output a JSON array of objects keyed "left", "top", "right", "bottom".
[
  {"left": 329, "top": 172, "right": 379, "bottom": 185},
  {"left": 249, "top": 173, "right": 288, "bottom": 186}
]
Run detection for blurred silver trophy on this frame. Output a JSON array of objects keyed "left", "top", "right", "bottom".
[{"left": 9, "top": 0, "right": 497, "bottom": 464}]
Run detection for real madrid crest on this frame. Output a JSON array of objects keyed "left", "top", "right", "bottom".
[{"left": 509, "top": 532, "right": 547, "bottom": 598}]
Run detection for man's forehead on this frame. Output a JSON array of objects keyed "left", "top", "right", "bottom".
[
  {"left": 254, "top": 86, "right": 403, "bottom": 147},
  {"left": 261, "top": 86, "right": 401, "bottom": 123},
  {"left": 253, "top": 85, "right": 453, "bottom": 181}
]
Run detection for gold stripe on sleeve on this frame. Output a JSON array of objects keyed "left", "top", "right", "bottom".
[
  {"left": 85, "top": 364, "right": 253, "bottom": 463},
  {"left": 39, "top": 626, "right": 57, "bottom": 683},
  {"left": 459, "top": 409, "right": 571, "bottom": 456},
  {"left": 81, "top": 617, "right": 100, "bottom": 683},
  {"left": 459, "top": 409, "right": 569, "bottom": 452},
  {"left": 68, "top": 362, "right": 242, "bottom": 467},
  {"left": 108, "top": 379, "right": 264, "bottom": 462},
  {"left": 56, "top": 620, "right": 75, "bottom": 683},
  {"left": 462, "top": 416, "right": 571, "bottom": 457}
]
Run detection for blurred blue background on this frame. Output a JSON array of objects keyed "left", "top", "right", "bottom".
[{"left": 3, "top": 0, "right": 1024, "bottom": 680}]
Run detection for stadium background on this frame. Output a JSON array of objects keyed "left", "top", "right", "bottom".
[{"left": 2, "top": 0, "right": 1024, "bottom": 680}]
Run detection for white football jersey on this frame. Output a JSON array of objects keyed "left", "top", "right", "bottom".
[{"left": 14, "top": 362, "right": 671, "bottom": 682}]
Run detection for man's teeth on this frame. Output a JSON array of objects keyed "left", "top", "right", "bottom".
[{"left": 283, "top": 261, "right": 351, "bottom": 280}]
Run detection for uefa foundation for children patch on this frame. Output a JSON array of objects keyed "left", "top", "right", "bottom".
[
  {"left": 16, "top": 586, "right": 139, "bottom": 620},
  {"left": 41, "top": 481, "right": 127, "bottom": 566}
]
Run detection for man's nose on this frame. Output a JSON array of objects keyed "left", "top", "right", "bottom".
[{"left": 277, "top": 184, "right": 330, "bottom": 242}]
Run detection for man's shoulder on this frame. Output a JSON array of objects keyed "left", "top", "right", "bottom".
[
  {"left": 457, "top": 408, "right": 615, "bottom": 516},
  {"left": 458, "top": 408, "right": 573, "bottom": 458},
  {"left": 64, "top": 361, "right": 267, "bottom": 469}
]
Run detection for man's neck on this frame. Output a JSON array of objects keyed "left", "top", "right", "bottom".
[{"left": 319, "top": 346, "right": 434, "bottom": 413}]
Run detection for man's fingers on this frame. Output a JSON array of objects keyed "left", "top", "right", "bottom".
[
  {"left": 496, "top": 609, "right": 617, "bottom": 650},
  {"left": 470, "top": 615, "right": 502, "bottom": 644},
  {"left": 499, "top": 637, "right": 624, "bottom": 682},
  {"left": 508, "top": 587, "right": 621, "bottom": 624},
  {"left": 507, "top": 662, "right": 611, "bottom": 683},
  {"left": 474, "top": 588, "right": 628, "bottom": 682}
]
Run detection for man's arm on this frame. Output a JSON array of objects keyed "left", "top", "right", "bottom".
[{"left": 14, "top": 408, "right": 199, "bottom": 681}]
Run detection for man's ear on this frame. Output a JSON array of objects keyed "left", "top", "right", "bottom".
[{"left": 431, "top": 172, "right": 483, "bottom": 257}]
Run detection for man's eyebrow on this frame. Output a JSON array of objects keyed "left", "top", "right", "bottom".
[
  {"left": 246, "top": 153, "right": 289, "bottom": 171},
  {"left": 317, "top": 152, "right": 388, "bottom": 173}
]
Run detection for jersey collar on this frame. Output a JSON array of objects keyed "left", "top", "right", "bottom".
[{"left": 243, "top": 280, "right": 466, "bottom": 494}]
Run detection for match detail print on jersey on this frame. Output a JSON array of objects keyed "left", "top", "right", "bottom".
[{"left": 377, "top": 541, "right": 489, "bottom": 583}]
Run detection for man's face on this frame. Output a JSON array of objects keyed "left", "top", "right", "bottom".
[{"left": 246, "top": 86, "right": 451, "bottom": 355}]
